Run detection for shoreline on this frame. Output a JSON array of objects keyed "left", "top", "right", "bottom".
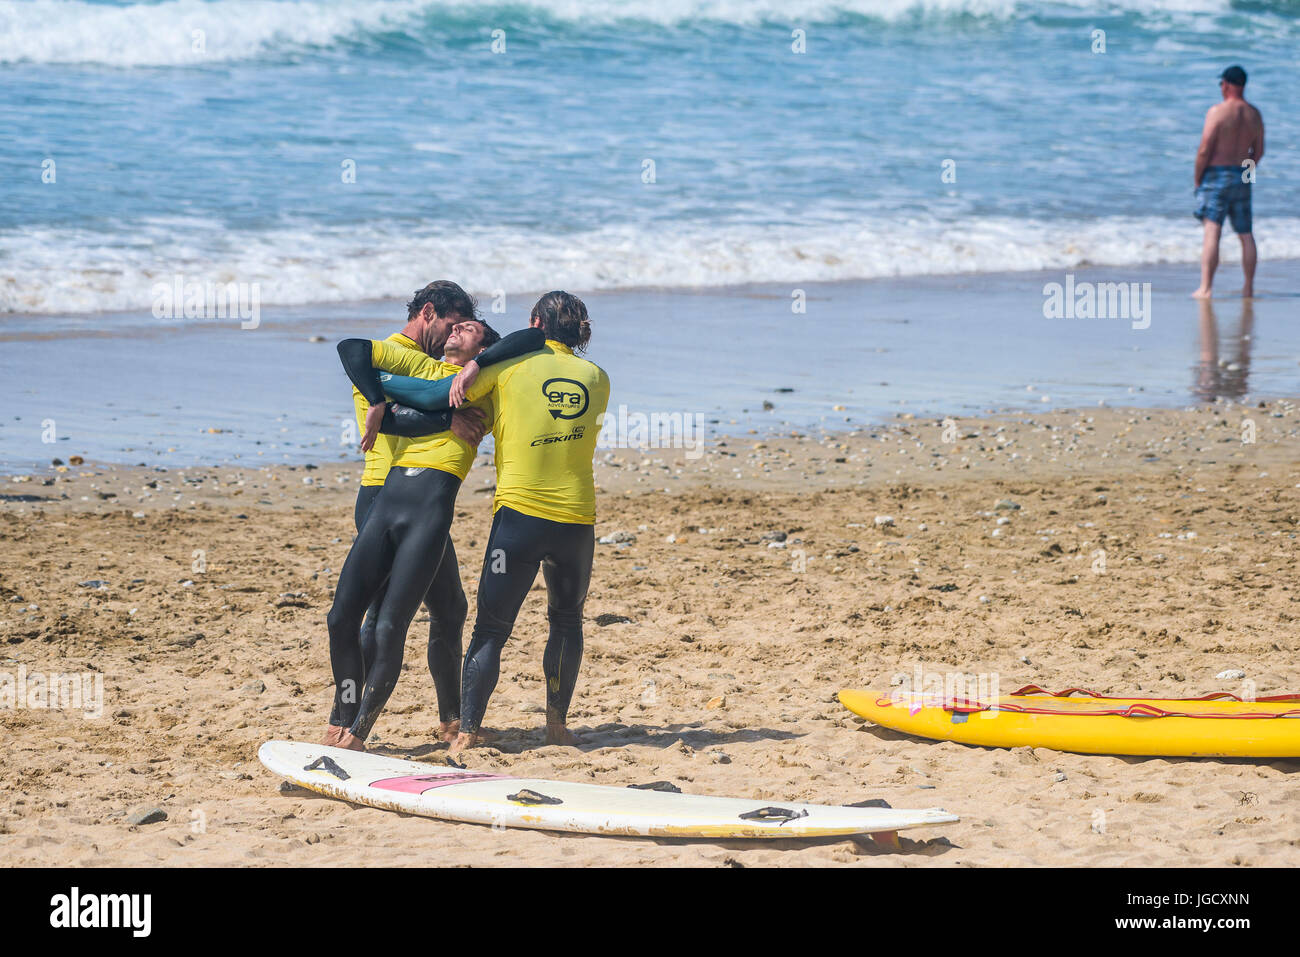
[
  {"left": 6, "top": 400, "right": 1299, "bottom": 504},
  {"left": 5, "top": 259, "right": 1300, "bottom": 473},
  {"left": 6, "top": 256, "right": 1300, "bottom": 328}
]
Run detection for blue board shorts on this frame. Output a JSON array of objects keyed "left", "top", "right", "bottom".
[{"left": 1194, "top": 164, "right": 1252, "bottom": 234}]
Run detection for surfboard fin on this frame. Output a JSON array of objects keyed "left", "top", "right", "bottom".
[
  {"left": 738, "top": 806, "right": 809, "bottom": 825},
  {"left": 845, "top": 798, "right": 892, "bottom": 809},
  {"left": 628, "top": 781, "right": 682, "bottom": 793},
  {"left": 303, "top": 755, "right": 350, "bottom": 781},
  {"left": 508, "top": 789, "right": 563, "bottom": 806}
]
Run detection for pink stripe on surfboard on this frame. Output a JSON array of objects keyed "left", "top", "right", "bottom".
[{"left": 370, "top": 772, "right": 514, "bottom": 794}]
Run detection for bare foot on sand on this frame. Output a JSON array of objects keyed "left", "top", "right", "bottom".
[
  {"left": 447, "top": 731, "right": 486, "bottom": 757},
  {"left": 337, "top": 731, "right": 366, "bottom": 752},
  {"left": 320, "top": 725, "right": 347, "bottom": 747},
  {"left": 545, "top": 721, "right": 579, "bottom": 747},
  {"left": 440, "top": 722, "right": 498, "bottom": 747}
]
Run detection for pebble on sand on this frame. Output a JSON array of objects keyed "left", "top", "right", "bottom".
[
  {"left": 126, "top": 806, "right": 168, "bottom": 826},
  {"left": 1216, "top": 669, "right": 1246, "bottom": 680}
]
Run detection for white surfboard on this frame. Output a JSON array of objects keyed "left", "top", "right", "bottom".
[{"left": 259, "top": 740, "right": 958, "bottom": 839}]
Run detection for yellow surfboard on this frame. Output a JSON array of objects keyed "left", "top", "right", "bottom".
[{"left": 839, "top": 686, "right": 1300, "bottom": 758}]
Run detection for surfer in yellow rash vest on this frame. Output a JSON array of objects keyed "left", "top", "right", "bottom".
[
  {"left": 332, "top": 281, "right": 489, "bottom": 747},
  {"left": 370, "top": 292, "right": 611, "bottom": 756},
  {"left": 329, "top": 315, "right": 548, "bottom": 751}
]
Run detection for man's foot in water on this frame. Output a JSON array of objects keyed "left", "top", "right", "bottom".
[
  {"left": 337, "top": 731, "right": 366, "bottom": 752},
  {"left": 1191, "top": 285, "right": 1214, "bottom": 299},
  {"left": 321, "top": 725, "right": 347, "bottom": 747}
]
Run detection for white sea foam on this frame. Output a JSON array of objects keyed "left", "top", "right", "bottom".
[
  {"left": 0, "top": 0, "right": 1248, "bottom": 67},
  {"left": 4, "top": 214, "right": 1296, "bottom": 314},
  {"left": 0, "top": 0, "right": 431, "bottom": 67}
]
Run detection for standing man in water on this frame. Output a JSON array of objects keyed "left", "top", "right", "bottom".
[{"left": 1192, "top": 65, "right": 1264, "bottom": 299}]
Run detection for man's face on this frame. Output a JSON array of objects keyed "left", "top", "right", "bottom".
[
  {"left": 442, "top": 320, "right": 486, "bottom": 362},
  {"left": 420, "top": 305, "right": 460, "bottom": 355}
]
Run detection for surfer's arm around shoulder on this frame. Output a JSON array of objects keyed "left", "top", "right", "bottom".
[
  {"left": 339, "top": 340, "right": 456, "bottom": 451},
  {"left": 448, "top": 327, "right": 546, "bottom": 406},
  {"left": 379, "top": 404, "right": 453, "bottom": 438}
]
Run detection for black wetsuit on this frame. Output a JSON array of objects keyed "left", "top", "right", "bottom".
[
  {"left": 373, "top": 336, "right": 606, "bottom": 737},
  {"left": 327, "top": 466, "right": 461, "bottom": 740},
  {"left": 332, "top": 459, "right": 466, "bottom": 728},
  {"left": 459, "top": 506, "right": 594, "bottom": 734},
  {"left": 327, "top": 327, "right": 545, "bottom": 740}
]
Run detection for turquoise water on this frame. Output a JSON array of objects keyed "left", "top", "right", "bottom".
[{"left": 4, "top": 0, "right": 1300, "bottom": 314}]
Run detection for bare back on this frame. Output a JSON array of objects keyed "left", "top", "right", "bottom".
[{"left": 1202, "top": 99, "right": 1264, "bottom": 166}]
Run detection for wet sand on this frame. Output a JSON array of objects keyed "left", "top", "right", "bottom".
[{"left": 2, "top": 403, "right": 1299, "bottom": 867}]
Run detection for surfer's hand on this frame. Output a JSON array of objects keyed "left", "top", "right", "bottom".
[
  {"left": 361, "top": 402, "right": 386, "bottom": 452},
  {"left": 450, "top": 406, "right": 488, "bottom": 446},
  {"left": 449, "top": 360, "right": 480, "bottom": 408}
]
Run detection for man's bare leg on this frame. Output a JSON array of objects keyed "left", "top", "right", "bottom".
[
  {"left": 1193, "top": 220, "right": 1222, "bottom": 298},
  {"left": 1239, "top": 232, "right": 1257, "bottom": 297},
  {"left": 439, "top": 719, "right": 460, "bottom": 744}
]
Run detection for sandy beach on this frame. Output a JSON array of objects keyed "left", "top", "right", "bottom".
[{"left": 3, "top": 402, "right": 1298, "bottom": 867}]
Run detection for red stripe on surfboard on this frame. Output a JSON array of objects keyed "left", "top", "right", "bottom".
[{"left": 370, "top": 772, "right": 514, "bottom": 794}]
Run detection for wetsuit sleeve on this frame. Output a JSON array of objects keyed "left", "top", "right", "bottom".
[
  {"left": 372, "top": 339, "right": 446, "bottom": 378},
  {"left": 380, "top": 373, "right": 455, "bottom": 411},
  {"left": 474, "top": 327, "right": 545, "bottom": 367},
  {"left": 337, "top": 339, "right": 386, "bottom": 406},
  {"left": 380, "top": 403, "right": 454, "bottom": 437}
]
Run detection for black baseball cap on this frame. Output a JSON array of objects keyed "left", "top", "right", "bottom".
[{"left": 1219, "top": 65, "right": 1247, "bottom": 86}]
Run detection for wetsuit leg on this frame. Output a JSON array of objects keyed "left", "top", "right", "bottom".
[
  {"left": 540, "top": 524, "right": 594, "bottom": 725},
  {"left": 460, "top": 507, "right": 594, "bottom": 734},
  {"left": 423, "top": 536, "right": 466, "bottom": 723},
  {"left": 353, "top": 484, "right": 386, "bottom": 674},
  {"left": 328, "top": 467, "right": 461, "bottom": 740},
  {"left": 327, "top": 506, "right": 398, "bottom": 732},
  {"left": 327, "top": 484, "right": 386, "bottom": 727},
  {"left": 459, "top": 508, "right": 544, "bottom": 733}
]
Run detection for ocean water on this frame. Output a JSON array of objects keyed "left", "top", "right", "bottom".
[
  {"left": 4, "top": 0, "right": 1300, "bottom": 315},
  {"left": 3, "top": 263, "right": 1299, "bottom": 470}
]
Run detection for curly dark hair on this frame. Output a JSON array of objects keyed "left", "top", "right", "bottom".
[
  {"left": 406, "top": 280, "right": 478, "bottom": 322},
  {"left": 469, "top": 318, "right": 501, "bottom": 349},
  {"left": 530, "top": 291, "right": 591, "bottom": 354}
]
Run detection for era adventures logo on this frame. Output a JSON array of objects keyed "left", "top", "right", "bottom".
[{"left": 542, "top": 378, "right": 589, "bottom": 420}]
